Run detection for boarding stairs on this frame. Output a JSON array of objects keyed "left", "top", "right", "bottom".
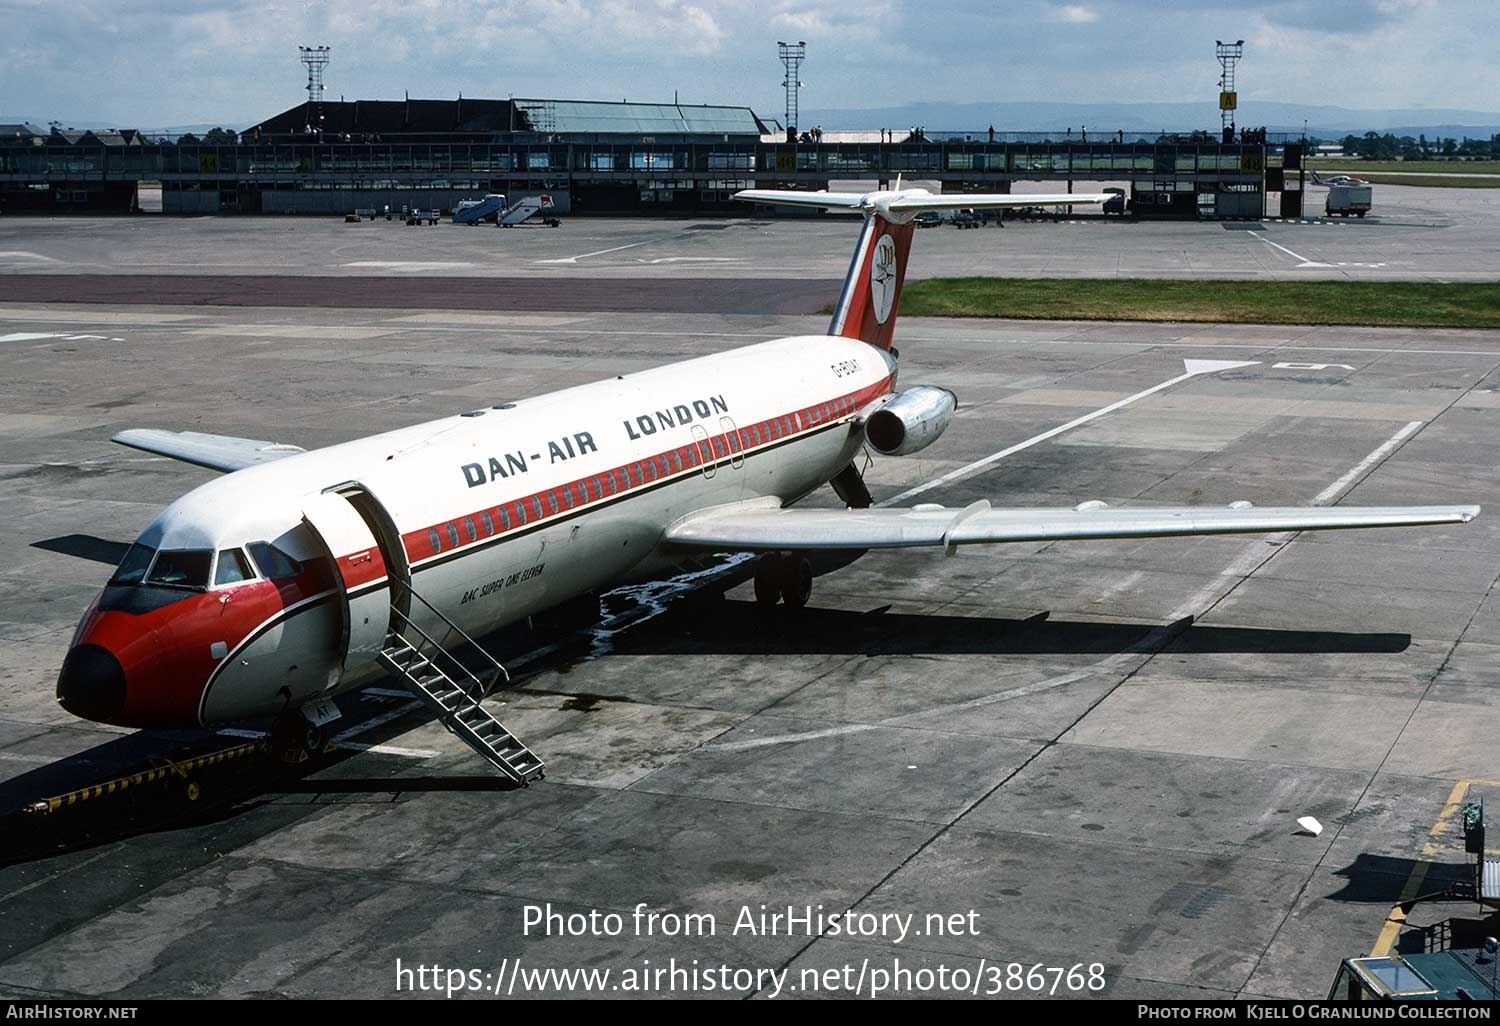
[
  {"left": 377, "top": 582, "right": 544, "bottom": 784},
  {"left": 452, "top": 193, "right": 507, "bottom": 225},
  {"left": 498, "top": 194, "right": 556, "bottom": 226}
]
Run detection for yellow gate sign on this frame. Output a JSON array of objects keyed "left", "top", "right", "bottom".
[
  {"left": 198, "top": 154, "right": 218, "bottom": 173},
  {"left": 1219, "top": 91, "right": 1237, "bottom": 111}
]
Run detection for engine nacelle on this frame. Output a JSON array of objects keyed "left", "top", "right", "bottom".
[{"left": 865, "top": 385, "right": 957, "bottom": 456}]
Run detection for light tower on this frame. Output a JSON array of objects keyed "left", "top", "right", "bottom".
[
  {"left": 299, "top": 45, "right": 331, "bottom": 138},
  {"left": 1215, "top": 39, "right": 1243, "bottom": 140},
  {"left": 778, "top": 40, "right": 806, "bottom": 139}
]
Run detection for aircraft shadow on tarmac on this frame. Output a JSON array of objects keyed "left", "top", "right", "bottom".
[
  {"left": 618, "top": 587, "right": 1412, "bottom": 659},
  {"left": 31, "top": 534, "right": 131, "bottom": 565}
]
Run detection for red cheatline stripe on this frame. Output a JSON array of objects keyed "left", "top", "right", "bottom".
[{"left": 395, "top": 377, "right": 893, "bottom": 567}]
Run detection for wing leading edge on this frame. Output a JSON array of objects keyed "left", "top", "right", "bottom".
[
  {"left": 665, "top": 500, "right": 1480, "bottom": 553},
  {"left": 112, "top": 429, "right": 305, "bottom": 473}
]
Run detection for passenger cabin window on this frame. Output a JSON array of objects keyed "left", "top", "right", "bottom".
[
  {"left": 214, "top": 548, "right": 254, "bottom": 586},
  {"left": 249, "top": 541, "right": 303, "bottom": 579},
  {"left": 428, "top": 528, "right": 442, "bottom": 554},
  {"left": 146, "top": 549, "right": 212, "bottom": 589},
  {"left": 481, "top": 511, "right": 494, "bottom": 536},
  {"left": 109, "top": 543, "right": 156, "bottom": 586}
]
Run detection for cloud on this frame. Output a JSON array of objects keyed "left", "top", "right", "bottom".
[
  {"left": 1051, "top": 4, "right": 1098, "bottom": 23},
  {"left": 1, "top": 0, "right": 1495, "bottom": 126}
]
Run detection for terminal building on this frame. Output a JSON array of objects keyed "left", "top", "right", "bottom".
[{"left": 0, "top": 96, "right": 1306, "bottom": 219}]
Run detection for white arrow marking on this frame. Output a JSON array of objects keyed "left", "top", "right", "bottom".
[{"left": 885, "top": 359, "right": 1260, "bottom": 505}]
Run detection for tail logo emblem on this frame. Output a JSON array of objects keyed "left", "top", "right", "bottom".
[{"left": 870, "top": 233, "right": 897, "bottom": 324}]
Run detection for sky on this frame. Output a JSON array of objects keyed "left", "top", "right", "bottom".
[{"left": 3, "top": 0, "right": 1497, "bottom": 128}]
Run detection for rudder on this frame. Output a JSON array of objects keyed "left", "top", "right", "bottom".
[{"left": 828, "top": 213, "right": 915, "bottom": 352}]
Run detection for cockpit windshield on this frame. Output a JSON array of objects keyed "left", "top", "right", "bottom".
[
  {"left": 108, "top": 543, "right": 156, "bottom": 586},
  {"left": 144, "top": 549, "right": 213, "bottom": 590}
]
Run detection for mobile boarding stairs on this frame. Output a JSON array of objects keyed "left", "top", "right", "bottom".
[{"left": 375, "top": 580, "right": 544, "bottom": 785}]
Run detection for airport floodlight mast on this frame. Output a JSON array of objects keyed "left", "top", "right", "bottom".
[
  {"left": 299, "top": 45, "right": 331, "bottom": 139},
  {"left": 1216, "top": 39, "right": 1243, "bottom": 138},
  {"left": 778, "top": 40, "right": 806, "bottom": 138}
]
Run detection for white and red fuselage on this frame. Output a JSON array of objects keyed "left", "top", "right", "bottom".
[{"left": 59, "top": 333, "right": 898, "bottom": 728}]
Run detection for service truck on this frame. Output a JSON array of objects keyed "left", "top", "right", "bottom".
[{"left": 1325, "top": 183, "right": 1373, "bottom": 218}]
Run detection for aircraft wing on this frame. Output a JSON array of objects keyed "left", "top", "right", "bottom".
[
  {"left": 112, "top": 428, "right": 306, "bottom": 473},
  {"left": 665, "top": 500, "right": 1479, "bottom": 552},
  {"left": 886, "top": 193, "right": 1110, "bottom": 211},
  {"left": 734, "top": 190, "right": 872, "bottom": 210},
  {"left": 735, "top": 189, "right": 1110, "bottom": 211}
]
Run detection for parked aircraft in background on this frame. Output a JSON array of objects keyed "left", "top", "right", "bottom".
[{"left": 1311, "top": 170, "right": 1370, "bottom": 187}]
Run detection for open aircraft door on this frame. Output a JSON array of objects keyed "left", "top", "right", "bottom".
[{"left": 301, "top": 489, "right": 394, "bottom": 678}]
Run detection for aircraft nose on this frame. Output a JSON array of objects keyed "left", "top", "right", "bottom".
[{"left": 56, "top": 643, "right": 127, "bottom": 722}]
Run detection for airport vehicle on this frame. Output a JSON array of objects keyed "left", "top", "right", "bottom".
[
  {"left": 1102, "top": 187, "right": 1126, "bottom": 214},
  {"left": 405, "top": 208, "right": 441, "bottom": 226},
  {"left": 1328, "top": 949, "right": 1500, "bottom": 1002},
  {"left": 1325, "top": 183, "right": 1373, "bottom": 217},
  {"left": 57, "top": 185, "right": 1479, "bottom": 783},
  {"left": 913, "top": 210, "right": 942, "bottom": 228}
]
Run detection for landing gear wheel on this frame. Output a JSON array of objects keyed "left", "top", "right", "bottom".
[
  {"left": 270, "top": 712, "right": 327, "bottom": 763},
  {"left": 780, "top": 554, "right": 813, "bottom": 610},
  {"left": 754, "top": 554, "right": 784, "bottom": 607},
  {"left": 303, "top": 722, "right": 328, "bottom": 755}
]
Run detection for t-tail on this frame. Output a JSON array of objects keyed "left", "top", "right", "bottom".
[{"left": 735, "top": 185, "right": 1111, "bottom": 351}]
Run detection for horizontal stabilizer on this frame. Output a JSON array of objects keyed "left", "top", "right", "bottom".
[
  {"left": 735, "top": 187, "right": 1109, "bottom": 222},
  {"left": 666, "top": 500, "right": 1480, "bottom": 551},
  {"left": 112, "top": 429, "right": 305, "bottom": 473}
]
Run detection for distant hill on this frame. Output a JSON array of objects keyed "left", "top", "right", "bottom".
[
  {"left": 798, "top": 100, "right": 1500, "bottom": 139},
  {"left": 0, "top": 117, "right": 246, "bottom": 136}
]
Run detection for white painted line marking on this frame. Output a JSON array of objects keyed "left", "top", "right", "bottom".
[
  {"left": 219, "top": 724, "right": 436, "bottom": 759},
  {"left": 331, "top": 700, "right": 425, "bottom": 743},
  {"left": 343, "top": 261, "right": 474, "bottom": 270},
  {"left": 884, "top": 359, "right": 1259, "bottom": 505},
  {"left": 1312, "top": 420, "right": 1424, "bottom": 505},
  {"left": 637, "top": 257, "right": 743, "bottom": 265},
  {"left": 536, "top": 239, "right": 664, "bottom": 264},
  {"left": 335, "top": 740, "right": 442, "bottom": 759},
  {"left": 1246, "top": 230, "right": 1330, "bottom": 268}
]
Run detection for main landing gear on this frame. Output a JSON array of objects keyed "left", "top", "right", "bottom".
[
  {"left": 753, "top": 552, "right": 813, "bottom": 609},
  {"left": 269, "top": 707, "right": 330, "bottom": 765}
]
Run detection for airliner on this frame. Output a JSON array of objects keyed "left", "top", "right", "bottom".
[
  {"left": 56, "top": 186, "right": 1478, "bottom": 772},
  {"left": 1310, "top": 170, "right": 1369, "bottom": 187}
]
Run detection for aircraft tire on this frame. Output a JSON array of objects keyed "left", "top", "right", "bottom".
[
  {"left": 754, "top": 554, "right": 783, "bottom": 606},
  {"left": 780, "top": 555, "right": 813, "bottom": 610},
  {"left": 304, "top": 722, "right": 328, "bottom": 755}
]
